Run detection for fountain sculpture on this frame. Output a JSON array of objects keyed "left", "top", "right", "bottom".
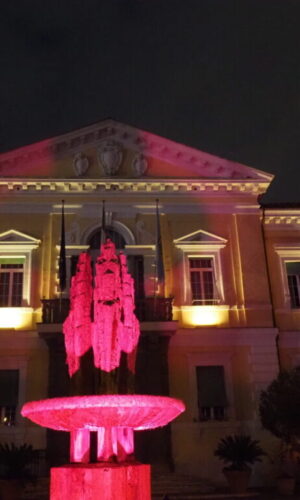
[{"left": 22, "top": 239, "right": 185, "bottom": 499}]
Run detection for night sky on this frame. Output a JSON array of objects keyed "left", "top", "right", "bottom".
[{"left": 1, "top": 0, "right": 300, "bottom": 202}]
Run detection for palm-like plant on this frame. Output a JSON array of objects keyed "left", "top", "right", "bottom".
[
  {"left": 214, "top": 435, "right": 265, "bottom": 471},
  {"left": 0, "top": 443, "right": 36, "bottom": 482}
]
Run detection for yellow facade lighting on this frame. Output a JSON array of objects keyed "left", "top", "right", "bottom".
[{"left": 0, "top": 308, "right": 33, "bottom": 329}]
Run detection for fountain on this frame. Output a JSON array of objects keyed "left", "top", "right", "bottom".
[{"left": 22, "top": 239, "right": 185, "bottom": 499}]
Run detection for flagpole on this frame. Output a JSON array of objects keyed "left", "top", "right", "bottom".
[
  {"left": 100, "top": 200, "right": 106, "bottom": 248},
  {"left": 154, "top": 199, "right": 165, "bottom": 319},
  {"left": 59, "top": 199, "right": 67, "bottom": 316}
]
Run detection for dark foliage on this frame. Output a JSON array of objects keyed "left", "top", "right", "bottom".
[
  {"left": 0, "top": 443, "right": 36, "bottom": 482},
  {"left": 259, "top": 368, "right": 300, "bottom": 445},
  {"left": 214, "top": 434, "right": 265, "bottom": 471}
]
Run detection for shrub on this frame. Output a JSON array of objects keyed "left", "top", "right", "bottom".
[
  {"left": 214, "top": 434, "right": 265, "bottom": 470},
  {"left": 0, "top": 443, "right": 36, "bottom": 482},
  {"left": 259, "top": 367, "right": 300, "bottom": 446}
]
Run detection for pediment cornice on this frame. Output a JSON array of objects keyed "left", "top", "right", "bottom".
[
  {"left": 174, "top": 229, "right": 227, "bottom": 245},
  {"left": 0, "top": 229, "right": 40, "bottom": 248},
  {"left": 174, "top": 229, "right": 227, "bottom": 250},
  {"left": 0, "top": 120, "right": 273, "bottom": 183}
]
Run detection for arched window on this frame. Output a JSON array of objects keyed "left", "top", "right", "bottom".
[
  {"left": 87, "top": 227, "right": 126, "bottom": 250},
  {"left": 70, "top": 227, "right": 127, "bottom": 278},
  {"left": 70, "top": 225, "right": 144, "bottom": 300}
]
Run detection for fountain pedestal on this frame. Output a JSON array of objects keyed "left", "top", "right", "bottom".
[{"left": 51, "top": 463, "right": 151, "bottom": 500}]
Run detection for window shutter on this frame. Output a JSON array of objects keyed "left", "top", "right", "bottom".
[
  {"left": 196, "top": 365, "right": 227, "bottom": 407},
  {"left": 0, "top": 370, "right": 19, "bottom": 406}
]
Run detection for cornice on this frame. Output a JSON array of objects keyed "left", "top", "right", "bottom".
[
  {"left": 174, "top": 243, "right": 226, "bottom": 252},
  {"left": 274, "top": 245, "right": 300, "bottom": 257},
  {"left": 264, "top": 209, "right": 300, "bottom": 227},
  {"left": 0, "top": 119, "right": 273, "bottom": 182},
  {"left": 174, "top": 229, "right": 227, "bottom": 245},
  {"left": 0, "top": 178, "right": 269, "bottom": 195},
  {"left": 0, "top": 229, "right": 40, "bottom": 250}
]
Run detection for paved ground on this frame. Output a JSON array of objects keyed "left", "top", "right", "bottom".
[
  {"left": 23, "top": 488, "right": 300, "bottom": 500},
  {"left": 24, "top": 493, "right": 300, "bottom": 499},
  {"left": 153, "top": 492, "right": 300, "bottom": 500},
  {"left": 22, "top": 477, "right": 300, "bottom": 499}
]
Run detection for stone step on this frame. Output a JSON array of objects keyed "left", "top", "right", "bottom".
[
  {"left": 152, "top": 474, "right": 216, "bottom": 496},
  {"left": 22, "top": 478, "right": 50, "bottom": 500},
  {"left": 152, "top": 493, "right": 260, "bottom": 500}
]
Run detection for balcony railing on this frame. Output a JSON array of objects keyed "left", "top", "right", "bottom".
[
  {"left": 135, "top": 297, "right": 173, "bottom": 322},
  {"left": 41, "top": 297, "right": 173, "bottom": 324}
]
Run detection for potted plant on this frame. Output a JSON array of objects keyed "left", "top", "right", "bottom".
[
  {"left": 214, "top": 434, "right": 265, "bottom": 493},
  {"left": 0, "top": 442, "right": 36, "bottom": 500},
  {"left": 271, "top": 450, "right": 297, "bottom": 496},
  {"left": 259, "top": 367, "right": 300, "bottom": 495}
]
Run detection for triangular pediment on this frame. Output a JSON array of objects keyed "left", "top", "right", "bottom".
[
  {"left": 0, "top": 119, "right": 273, "bottom": 183},
  {"left": 174, "top": 229, "right": 227, "bottom": 247},
  {"left": 0, "top": 230, "right": 40, "bottom": 245}
]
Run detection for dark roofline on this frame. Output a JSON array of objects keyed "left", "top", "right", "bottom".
[{"left": 260, "top": 201, "right": 300, "bottom": 209}]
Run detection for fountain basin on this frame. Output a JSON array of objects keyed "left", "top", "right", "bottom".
[{"left": 21, "top": 394, "right": 185, "bottom": 431}]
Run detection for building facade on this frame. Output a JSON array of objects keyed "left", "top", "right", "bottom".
[{"left": 0, "top": 120, "right": 299, "bottom": 485}]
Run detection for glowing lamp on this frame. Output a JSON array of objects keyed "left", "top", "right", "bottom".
[
  {"left": 180, "top": 305, "right": 228, "bottom": 326},
  {"left": 0, "top": 307, "right": 32, "bottom": 329}
]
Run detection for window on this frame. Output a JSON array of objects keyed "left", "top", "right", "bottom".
[
  {"left": 274, "top": 246, "right": 300, "bottom": 309},
  {"left": 0, "top": 370, "right": 19, "bottom": 426},
  {"left": 174, "top": 229, "right": 227, "bottom": 305},
  {"left": 286, "top": 262, "right": 300, "bottom": 308},
  {"left": 70, "top": 252, "right": 145, "bottom": 299},
  {"left": 88, "top": 227, "right": 126, "bottom": 250},
  {"left": 88, "top": 227, "right": 145, "bottom": 296},
  {"left": 196, "top": 365, "right": 227, "bottom": 421},
  {"left": 189, "top": 258, "right": 216, "bottom": 305},
  {"left": 87, "top": 227, "right": 126, "bottom": 277},
  {"left": 0, "top": 258, "right": 24, "bottom": 307},
  {"left": 0, "top": 229, "right": 40, "bottom": 308}
]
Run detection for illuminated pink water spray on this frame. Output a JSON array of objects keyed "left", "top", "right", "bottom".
[{"left": 22, "top": 239, "right": 185, "bottom": 500}]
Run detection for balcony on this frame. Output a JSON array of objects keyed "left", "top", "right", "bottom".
[{"left": 41, "top": 297, "right": 173, "bottom": 324}]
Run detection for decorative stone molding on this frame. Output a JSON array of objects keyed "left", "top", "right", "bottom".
[
  {"left": 0, "top": 179, "right": 270, "bottom": 196},
  {"left": 0, "top": 229, "right": 40, "bottom": 248},
  {"left": 73, "top": 152, "right": 89, "bottom": 177},
  {"left": 97, "top": 140, "right": 123, "bottom": 176},
  {"left": 132, "top": 153, "right": 148, "bottom": 177},
  {"left": 174, "top": 229, "right": 227, "bottom": 252},
  {"left": 0, "top": 119, "right": 273, "bottom": 183},
  {"left": 264, "top": 210, "right": 300, "bottom": 226}
]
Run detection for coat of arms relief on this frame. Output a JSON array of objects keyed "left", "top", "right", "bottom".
[{"left": 97, "top": 140, "right": 123, "bottom": 176}]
